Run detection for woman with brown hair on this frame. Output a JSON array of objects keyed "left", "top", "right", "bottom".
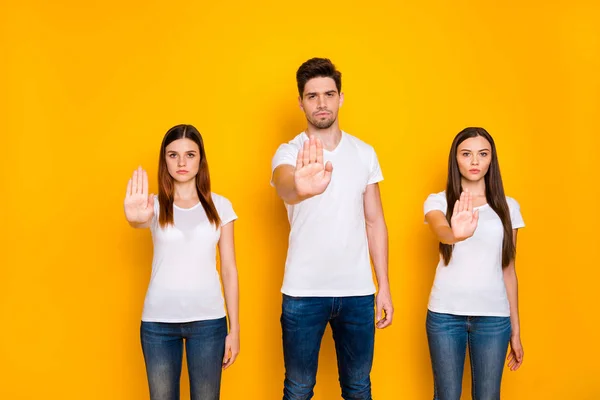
[
  {"left": 124, "top": 124, "right": 239, "bottom": 400},
  {"left": 424, "top": 127, "right": 524, "bottom": 400}
]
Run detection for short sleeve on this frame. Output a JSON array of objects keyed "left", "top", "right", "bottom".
[
  {"left": 507, "top": 197, "right": 525, "bottom": 229},
  {"left": 214, "top": 195, "right": 237, "bottom": 226},
  {"left": 270, "top": 143, "right": 299, "bottom": 186},
  {"left": 424, "top": 192, "right": 447, "bottom": 222},
  {"left": 367, "top": 147, "right": 384, "bottom": 185}
]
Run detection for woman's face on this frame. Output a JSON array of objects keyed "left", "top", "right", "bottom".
[
  {"left": 456, "top": 136, "right": 492, "bottom": 182},
  {"left": 165, "top": 138, "right": 200, "bottom": 183}
]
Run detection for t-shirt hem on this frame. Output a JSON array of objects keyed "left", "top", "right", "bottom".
[
  {"left": 427, "top": 306, "right": 510, "bottom": 317},
  {"left": 141, "top": 313, "right": 227, "bottom": 323},
  {"left": 281, "top": 288, "right": 376, "bottom": 297}
]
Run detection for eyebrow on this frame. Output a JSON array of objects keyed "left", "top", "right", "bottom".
[
  {"left": 305, "top": 90, "right": 338, "bottom": 96},
  {"left": 459, "top": 148, "right": 491, "bottom": 152},
  {"left": 167, "top": 150, "right": 197, "bottom": 153}
]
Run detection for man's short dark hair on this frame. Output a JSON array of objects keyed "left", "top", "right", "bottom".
[{"left": 296, "top": 58, "right": 342, "bottom": 98}]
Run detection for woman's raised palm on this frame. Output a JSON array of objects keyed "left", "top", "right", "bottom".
[
  {"left": 450, "top": 190, "right": 479, "bottom": 241},
  {"left": 124, "top": 167, "right": 154, "bottom": 223}
]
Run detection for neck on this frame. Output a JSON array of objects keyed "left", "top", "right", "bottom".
[
  {"left": 173, "top": 180, "right": 198, "bottom": 201},
  {"left": 460, "top": 178, "right": 486, "bottom": 197},
  {"left": 305, "top": 122, "right": 342, "bottom": 151}
]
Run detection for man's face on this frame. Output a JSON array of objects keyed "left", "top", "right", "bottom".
[{"left": 299, "top": 77, "right": 343, "bottom": 129}]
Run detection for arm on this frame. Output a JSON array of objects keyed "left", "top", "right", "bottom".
[
  {"left": 219, "top": 221, "right": 240, "bottom": 369},
  {"left": 272, "top": 136, "right": 332, "bottom": 205},
  {"left": 124, "top": 167, "right": 154, "bottom": 229},
  {"left": 364, "top": 183, "right": 393, "bottom": 328},
  {"left": 504, "top": 229, "right": 524, "bottom": 371}
]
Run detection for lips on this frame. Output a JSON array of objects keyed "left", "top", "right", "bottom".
[
  {"left": 469, "top": 169, "right": 481, "bottom": 174},
  {"left": 176, "top": 170, "right": 188, "bottom": 174}
]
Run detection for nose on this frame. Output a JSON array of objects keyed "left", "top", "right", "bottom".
[
  {"left": 471, "top": 155, "right": 480, "bottom": 165},
  {"left": 177, "top": 156, "right": 186, "bottom": 167},
  {"left": 317, "top": 95, "right": 326, "bottom": 109}
]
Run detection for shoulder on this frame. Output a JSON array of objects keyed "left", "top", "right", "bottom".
[
  {"left": 426, "top": 191, "right": 447, "bottom": 204},
  {"left": 211, "top": 192, "right": 232, "bottom": 207},
  {"left": 344, "top": 131, "right": 375, "bottom": 154},
  {"left": 505, "top": 196, "right": 521, "bottom": 210},
  {"left": 275, "top": 132, "right": 306, "bottom": 152}
]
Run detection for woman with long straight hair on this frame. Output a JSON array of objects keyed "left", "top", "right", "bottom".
[
  {"left": 424, "top": 127, "right": 524, "bottom": 400},
  {"left": 124, "top": 124, "right": 239, "bottom": 400}
]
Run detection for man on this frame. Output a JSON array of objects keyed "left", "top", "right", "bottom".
[{"left": 271, "top": 57, "right": 393, "bottom": 400}]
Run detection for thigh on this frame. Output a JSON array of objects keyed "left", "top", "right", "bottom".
[
  {"left": 330, "top": 295, "right": 375, "bottom": 400},
  {"left": 468, "top": 316, "right": 511, "bottom": 400},
  {"left": 185, "top": 318, "right": 228, "bottom": 400},
  {"left": 426, "top": 311, "right": 468, "bottom": 400},
  {"left": 281, "top": 295, "right": 331, "bottom": 400},
  {"left": 141, "top": 321, "right": 184, "bottom": 400}
]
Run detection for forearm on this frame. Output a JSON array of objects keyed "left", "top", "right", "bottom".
[
  {"left": 367, "top": 219, "right": 390, "bottom": 291},
  {"left": 276, "top": 180, "right": 308, "bottom": 205},
  {"left": 434, "top": 225, "right": 464, "bottom": 245},
  {"left": 504, "top": 265, "right": 521, "bottom": 336},
  {"left": 221, "top": 264, "right": 240, "bottom": 332}
]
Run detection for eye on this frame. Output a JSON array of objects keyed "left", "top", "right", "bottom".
[
  {"left": 480, "top": 152, "right": 489, "bottom": 157},
  {"left": 462, "top": 152, "right": 471, "bottom": 157},
  {"left": 187, "top": 153, "right": 195, "bottom": 158},
  {"left": 308, "top": 95, "right": 316, "bottom": 100},
  {"left": 327, "top": 92, "right": 334, "bottom": 97},
  {"left": 168, "top": 153, "right": 177, "bottom": 158}
]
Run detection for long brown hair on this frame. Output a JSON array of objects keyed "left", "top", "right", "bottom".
[
  {"left": 157, "top": 124, "right": 221, "bottom": 228},
  {"left": 440, "top": 127, "right": 515, "bottom": 267}
]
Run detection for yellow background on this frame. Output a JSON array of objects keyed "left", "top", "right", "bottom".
[{"left": 1, "top": 1, "right": 599, "bottom": 399}]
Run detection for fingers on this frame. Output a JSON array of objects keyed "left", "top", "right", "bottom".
[
  {"left": 376, "top": 304, "right": 382, "bottom": 323},
  {"left": 223, "top": 351, "right": 238, "bottom": 369},
  {"left": 222, "top": 343, "right": 239, "bottom": 369},
  {"left": 309, "top": 136, "right": 317, "bottom": 164},
  {"left": 376, "top": 306, "right": 393, "bottom": 329},
  {"left": 132, "top": 169, "right": 139, "bottom": 194},
  {"left": 296, "top": 146, "right": 303, "bottom": 170},
  {"left": 302, "top": 139, "right": 310, "bottom": 166},
  {"left": 142, "top": 169, "right": 149, "bottom": 197},
  {"left": 458, "top": 191, "right": 466, "bottom": 212},
  {"left": 316, "top": 137, "right": 324, "bottom": 165},
  {"left": 467, "top": 190, "right": 473, "bottom": 213},
  {"left": 126, "top": 179, "right": 132, "bottom": 198},
  {"left": 137, "top": 166, "right": 143, "bottom": 194},
  {"left": 222, "top": 345, "right": 231, "bottom": 368},
  {"left": 507, "top": 349, "right": 524, "bottom": 371},
  {"left": 453, "top": 200, "right": 459, "bottom": 216}
]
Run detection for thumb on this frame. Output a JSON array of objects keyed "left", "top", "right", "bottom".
[
  {"left": 473, "top": 209, "right": 479, "bottom": 223},
  {"left": 147, "top": 193, "right": 155, "bottom": 209},
  {"left": 324, "top": 161, "right": 333, "bottom": 173},
  {"left": 376, "top": 304, "right": 382, "bottom": 321}
]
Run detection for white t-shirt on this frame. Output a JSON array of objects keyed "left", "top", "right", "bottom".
[
  {"left": 141, "top": 193, "right": 237, "bottom": 323},
  {"left": 424, "top": 191, "right": 525, "bottom": 317},
  {"left": 271, "top": 131, "right": 383, "bottom": 297}
]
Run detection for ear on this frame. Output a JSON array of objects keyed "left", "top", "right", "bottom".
[
  {"left": 298, "top": 95, "right": 304, "bottom": 111},
  {"left": 339, "top": 92, "right": 344, "bottom": 108}
]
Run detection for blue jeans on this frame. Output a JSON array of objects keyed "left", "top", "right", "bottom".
[
  {"left": 426, "top": 310, "right": 511, "bottom": 400},
  {"left": 140, "top": 318, "right": 227, "bottom": 400},
  {"left": 281, "top": 294, "right": 375, "bottom": 400}
]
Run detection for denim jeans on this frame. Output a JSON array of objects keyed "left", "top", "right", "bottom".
[
  {"left": 281, "top": 294, "right": 375, "bottom": 400},
  {"left": 426, "top": 310, "right": 511, "bottom": 400},
  {"left": 140, "top": 317, "right": 227, "bottom": 400}
]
